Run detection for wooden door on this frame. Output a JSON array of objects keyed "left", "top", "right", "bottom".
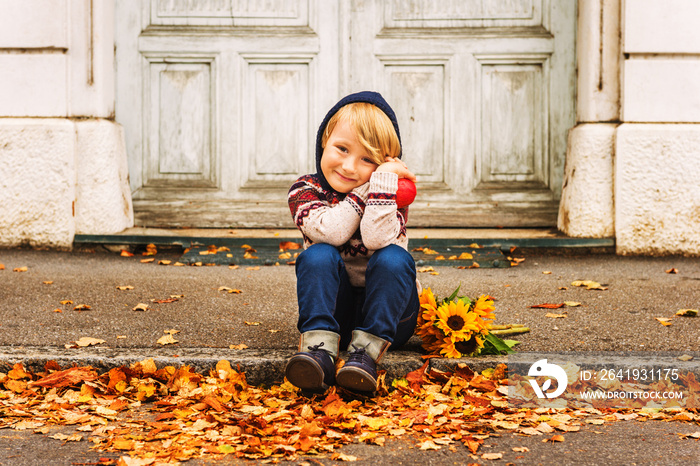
[{"left": 115, "top": 0, "right": 575, "bottom": 228}]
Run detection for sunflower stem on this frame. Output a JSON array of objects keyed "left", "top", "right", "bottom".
[
  {"left": 490, "top": 327, "right": 530, "bottom": 335},
  {"left": 490, "top": 324, "right": 527, "bottom": 330}
]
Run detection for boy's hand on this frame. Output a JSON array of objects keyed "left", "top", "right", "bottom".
[{"left": 375, "top": 157, "right": 416, "bottom": 181}]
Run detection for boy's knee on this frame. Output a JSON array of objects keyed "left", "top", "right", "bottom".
[
  {"left": 368, "top": 245, "right": 414, "bottom": 274},
  {"left": 296, "top": 243, "right": 341, "bottom": 269}
]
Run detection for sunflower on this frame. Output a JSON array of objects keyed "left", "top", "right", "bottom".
[
  {"left": 415, "top": 286, "right": 499, "bottom": 358},
  {"left": 416, "top": 288, "right": 437, "bottom": 330},
  {"left": 434, "top": 300, "right": 479, "bottom": 340},
  {"left": 439, "top": 334, "right": 484, "bottom": 358},
  {"left": 416, "top": 321, "right": 443, "bottom": 353},
  {"left": 422, "top": 334, "right": 444, "bottom": 355},
  {"left": 419, "top": 287, "right": 437, "bottom": 311},
  {"left": 472, "top": 295, "right": 495, "bottom": 333}
]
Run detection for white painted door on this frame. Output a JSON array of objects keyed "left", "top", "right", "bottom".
[{"left": 115, "top": 0, "right": 575, "bottom": 228}]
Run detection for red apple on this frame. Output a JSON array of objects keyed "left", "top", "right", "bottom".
[{"left": 396, "top": 178, "right": 417, "bottom": 208}]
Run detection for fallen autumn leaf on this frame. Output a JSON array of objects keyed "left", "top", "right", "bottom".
[
  {"left": 279, "top": 241, "right": 302, "bottom": 250},
  {"left": 655, "top": 317, "right": 673, "bottom": 326},
  {"left": 219, "top": 286, "right": 242, "bottom": 294},
  {"left": 564, "top": 301, "right": 582, "bottom": 307},
  {"left": 65, "top": 337, "right": 106, "bottom": 348},
  {"left": 157, "top": 333, "right": 178, "bottom": 345},
  {"left": 571, "top": 280, "right": 607, "bottom": 290}
]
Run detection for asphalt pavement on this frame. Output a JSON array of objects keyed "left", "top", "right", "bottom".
[
  {"left": 1, "top": 240, "right": 698, "bottom": 381},
  {"left": 1, "top": 235, "right": 699, "bottom": 465}
]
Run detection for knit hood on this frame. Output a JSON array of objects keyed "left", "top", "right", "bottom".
[{"left": 315, "top": 91, "right": 402, "bottom": 193}]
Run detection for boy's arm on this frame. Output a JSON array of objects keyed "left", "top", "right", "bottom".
[
  {"left": 360, "top": 171, "right": 408, "bottom": 250},
  {"left": 288, "top": 177, "right": 369, "bottom": 246}
]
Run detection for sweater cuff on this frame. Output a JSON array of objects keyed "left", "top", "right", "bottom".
[
  {"left": 344, "top": 182, "right": 369, "bottom": 217},
  {"left": 350, "top": 182, "right": 370, "bottom": 202},
  {"left": 369, "top": 171, "right": 398, "bottom": 194}
]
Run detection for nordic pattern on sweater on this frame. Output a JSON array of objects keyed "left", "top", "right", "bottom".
[{"left": 288, "top": 171, "right": 408, "bottom": 287}]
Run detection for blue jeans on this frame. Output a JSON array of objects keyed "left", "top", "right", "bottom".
[{"left": 295, "top": 243, "right": 419, "bottom": 350}]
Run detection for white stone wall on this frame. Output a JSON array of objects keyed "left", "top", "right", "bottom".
[
  {"left": 615, "top": 125, "right": 700, "bottom": 255},
  {"left": 0, "top": 0, "right": 132, "bottom": 248},
  {"left": 0, "top": 120, "right": 76, "bottom": 248},
  {"left": 560, "top": 0, "right": 700, "bottom": 255},
  {"left": 616, "top": 0, "right": 700, "bottom": 255}
]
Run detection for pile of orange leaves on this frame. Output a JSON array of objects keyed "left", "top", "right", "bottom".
[{"left": 0, "top": 360, "right": 698, "bottom": 464}]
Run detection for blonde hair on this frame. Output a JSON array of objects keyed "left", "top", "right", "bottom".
[{"left": 321, "top": 102, "right": 401, "bottom": 165}]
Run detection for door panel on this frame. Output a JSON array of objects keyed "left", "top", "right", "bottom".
[
  {"left": 146, "top": 60, "right": 215, "bottom": 188},
  {"left": 240, "top": 57, "right": 311, "bottom": 189},
  {"left": 385, "top": 63, "right": 446, "bottom": 185},
  {"left": 480, "top": 61, "right": 546, "bottom": 185}
]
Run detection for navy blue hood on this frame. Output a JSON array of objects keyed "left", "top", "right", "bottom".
[{"left": 315, "top": 91, "right": 402, "bottom": 193}]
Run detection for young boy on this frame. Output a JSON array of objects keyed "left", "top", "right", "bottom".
[{"left": 286, "top": 91, "right": 419, "bottom": 393}]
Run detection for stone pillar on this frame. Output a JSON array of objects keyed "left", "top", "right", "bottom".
[
  {"left": 557, "top": 0, "right": 620, "bottom": 238},
  {"left": 614, "top": 0, "right": 700, "bottom": 255},
  {"left": 0, "top": 0, "right": 132, "bottom": 248}
]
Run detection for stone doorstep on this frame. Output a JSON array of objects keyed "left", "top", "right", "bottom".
[
  {"left": 92, "top": 227, "right": 571, "bottom": 240},
  {"left": 74, "top": 227, "right": 615, "bottom": 251},
  {"left": 75, "top": 228, "right": 615, "bottom": 268},
  {"left": 177, "top": 244, "right": 512, "bottom": 268}
]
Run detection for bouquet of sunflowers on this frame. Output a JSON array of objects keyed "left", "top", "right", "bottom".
[{"left": 416, "top": 285, "right": 521, "bottom": 358}]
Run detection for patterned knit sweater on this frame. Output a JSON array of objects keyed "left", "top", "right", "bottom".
[{"left": 288, "top": 171, "right": 408, "bottom": 287}]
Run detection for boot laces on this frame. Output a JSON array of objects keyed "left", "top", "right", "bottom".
[
  {"left": 307, "top": 341, "right": 325, "bottom": 352},
  {"left": 307, "top": 342, "right": 333, "bottom": 361},
  {"left": 347, "top": 345, "right": 374, "bottom": 366}
]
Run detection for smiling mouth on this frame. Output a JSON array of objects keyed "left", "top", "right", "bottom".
[{"left": 335, "top": 172, "right": 355, "bottom": 182}]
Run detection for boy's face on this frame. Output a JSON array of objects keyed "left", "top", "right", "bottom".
[{"left": 321, "top": 118, "right": 378, "bottom": 193}]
